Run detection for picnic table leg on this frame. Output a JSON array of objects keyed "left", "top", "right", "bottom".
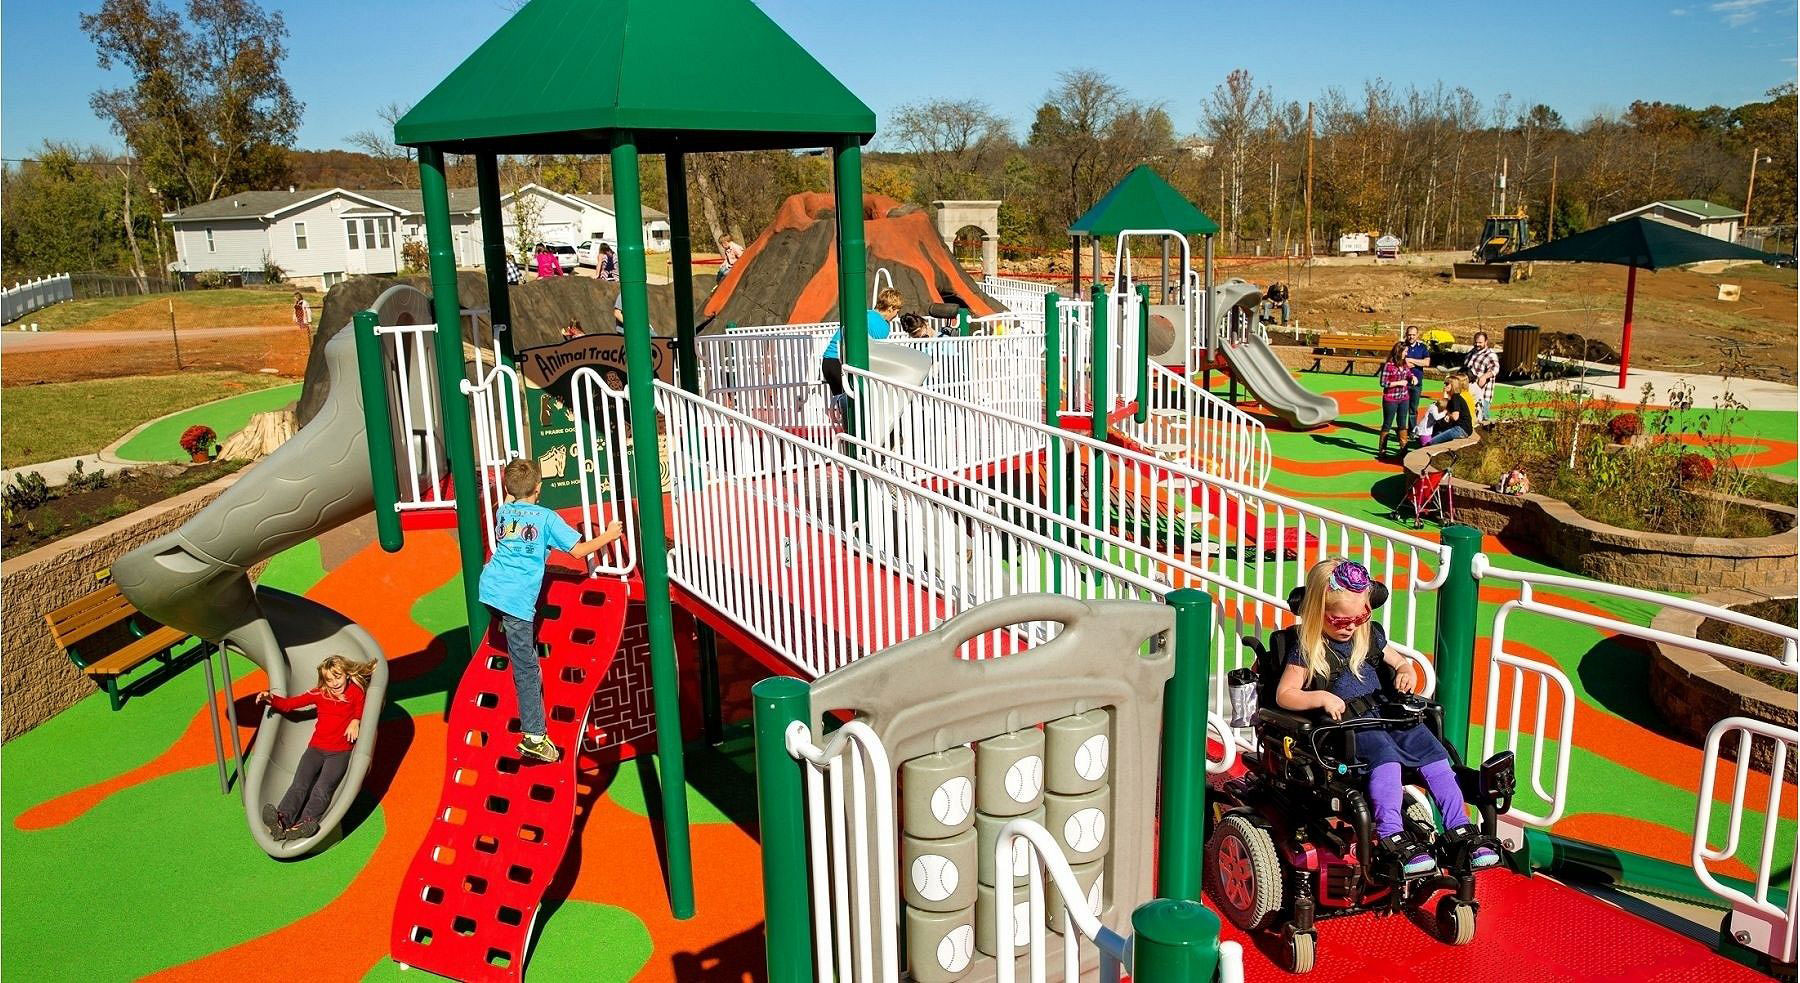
[
  {"left": 217, "top": 644, "right": 245, "bottom": 784},
  {"left": 201, "top": 650, "right": 228, "bottom": 795}
]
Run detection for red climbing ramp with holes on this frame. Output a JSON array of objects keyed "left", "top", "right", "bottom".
[{"left": 389, "top": 572, "right": 630, "bottom": 982}]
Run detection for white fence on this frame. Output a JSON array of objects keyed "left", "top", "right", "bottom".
[
  {"left": 2, "top": 274, "right": 73, "bottom": 323},
  {"left": 377, "top": 320, "right": 450, "bottom": 514},
  {"left": 697, "top": 331, "right": 839, "bottom": 446},
  {"left": 981, "top": 275, "right": 1058, "bottom": 319},
  {"left": 1474, "top": 559, "right": 1798, "bottom": 963},
  {"left": 1113, "top": 361, "right": 1271, "bottom": 488}
]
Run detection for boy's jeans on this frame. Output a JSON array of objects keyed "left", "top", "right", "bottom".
[{"left": 499, "top": 613, "right": 546, "bottom": 736}]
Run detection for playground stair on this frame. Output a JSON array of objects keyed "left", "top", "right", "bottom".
[{"left": 389, "top": 572, "right": 630, "bottom": 983}]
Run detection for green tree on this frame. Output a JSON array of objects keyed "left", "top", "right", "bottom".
[
  {"left": 0, "top": 145, "right": 131, "bottom": 278},
  {"left": 81, "top": 0, "right": 303, "bottom": 210}
]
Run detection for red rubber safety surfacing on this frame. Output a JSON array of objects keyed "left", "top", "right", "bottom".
[
  {"left": 389, "top": 573, "right": 629, "bottom": 982},
  {"left": 1218, "top": 867, "right": 1770, "bottom": 982}
]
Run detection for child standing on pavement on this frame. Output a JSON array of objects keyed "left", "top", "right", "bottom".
[{"left": 479, "top": 458, "right": 623, "bottom": 763}]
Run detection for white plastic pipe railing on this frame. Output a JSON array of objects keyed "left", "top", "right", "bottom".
[
  {"left": 657, "top": 381, "right": 1164, "bottom": 676},
  {"left": 459, "top": 330, "right": 528, "bottom": 551},
  {"left": 1477, "top": 587, "right": 1578, "bottom": 826},
  {"left": 786, "top": 719, "right": 900, "bottom": 983},
  {"left": 1473, "top": 558, "right": 1797, "bottom": 962},
  {"left": 849, "top": 366, "right": 1450, "bottom": 760},
  {"left": 375, "top": 319, "right": 449, "bottom": 513},
  {"left": 1695, "top": 718, "right": 1797, "bottom": 964},
  {"left": 1112, "top": 361, "right": 1272, "bottom": 488},
  {"left": 567, "top": 366, "right": 639, "bottom": 576}
]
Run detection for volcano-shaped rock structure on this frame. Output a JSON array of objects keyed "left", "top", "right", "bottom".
[
  {"left": 701, "top": 192, "right": 1003, "bottom": 328},
  {"left": 295, "top": 272, "right": 713, "bottom": 427}
]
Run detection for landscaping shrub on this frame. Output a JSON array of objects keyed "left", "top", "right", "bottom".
[
  {"left": 401, "top": 237, "right": 429, "bottom": 274},
  {"left": 1677, "top": 453, "right": 1716, "bottom": 485},
  {"left": 64, "top": 460, "right": 109, "bottom": 494},
  {"left": 194, "top": 269, "right": 228, "bottom": 289},
  {"left": 179, "top": 425, "right": 217, "bottom": 456},
  {"left": 1606, "top": 412, "right": 1643, "bottom": 442},
  {"left": 261, "top": 252, "right": 288, "bottom": 284},
  {"left": 3, "top": 471, "right": 51, "bottom": 511}
]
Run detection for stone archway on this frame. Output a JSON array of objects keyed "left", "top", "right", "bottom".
[{"left": 933, "top": 200, "right": 1001, "bottom": 281}]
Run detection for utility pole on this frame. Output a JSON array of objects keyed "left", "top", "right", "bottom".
[
  {"left": 1744, "top": 146, "right": 1770, "bottom": 226},
  {"left": 168, "top": 298, "right": 184, "bottom": 370},
  {"left": 1546, "top": 156, "right": 1558, "bottom": 241},
  {"left": 1304, "top": 101, "right": 1315, "bottom": 283},
  {"left": 1498, "top": 156, "right": 1509, "bottom": 214}
]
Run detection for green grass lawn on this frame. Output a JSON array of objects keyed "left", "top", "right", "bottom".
[
  {"left": 114, "top": 382, "right": 302, "bottom": 463},
  {"left": 13, "top": 286, "right": 320, "bottom": 332},
  {"left": 1, "top": 372, "right": 293, "bottom": 469}
]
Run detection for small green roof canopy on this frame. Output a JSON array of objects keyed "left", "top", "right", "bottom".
[
  {"left": 395, "top": 0, "right": 876, "bottom": 154},
  {"left": 1068, "top": 165, "right": 1220, "bottom": 237}
]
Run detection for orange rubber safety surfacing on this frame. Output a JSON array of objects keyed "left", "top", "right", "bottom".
[
  {"left": 388, "top": 574, "right": 629, "bottom": 982},
  {"left": 1218, "top": 867, "right": 1772, "bottom": 982}
]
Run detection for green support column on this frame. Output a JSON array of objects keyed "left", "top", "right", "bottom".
[
  {"left": 1130, "top": 899, "right": 1222, "bottom": 982},
  {"left": 1043, "top": 293, "right": 1062, "bottom": 426},
  {"left": 475, "top": 154, "right": 518, "bottom": 364},
  {"left": 419, "top": 147, "right": 490, "bottom": 649},
  {"left": 957, "top": 309, "right": 970, "bottom": 337},
  {"left": 611, "top": 130, "right": 695, "bottom": 918},
  {"left": 753, "top": 677, "right": 814, "bottom": 983},
  {"left": 665, "top": 152, "right": 700, "bottom": 394},
  {"left": 1433, "top": 523, "right": 1483, "bottom": 760},
  {"left": 833, "top": 138, "right": 867, "bottom": 439},
  {"left": 352, "top": 309, "right": 404, "bottom": 553},
  {"left": 1135, "top": 283, "right": 1152, "bottom": 425},
  {"left": 1159, "top": 588, "right": 1211, "bottom": 900},
  {"left": 1090, "top": 284, "right": 1109, "bottom": 441}
]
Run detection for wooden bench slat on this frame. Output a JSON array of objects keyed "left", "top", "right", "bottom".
[
  {"left": 51, "top": 582, "right": 127, "bottom": 621},
  {"left": 46, "top": 591, "right": 138, "bottom": 649},
  {"left": 83, "top": 626, "right": 190, "bottom": 678}
]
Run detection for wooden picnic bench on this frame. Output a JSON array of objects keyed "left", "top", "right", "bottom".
[
  {"left": 1304, "top": 334, "right": 1398, "bottom": 375},
  {"left": 46, "top": 580, "right": 200, "bottom": 711}
]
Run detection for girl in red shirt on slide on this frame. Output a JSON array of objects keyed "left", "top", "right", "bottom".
[{"left": 255, "top": 655, "right": 374, "bottom": 841}]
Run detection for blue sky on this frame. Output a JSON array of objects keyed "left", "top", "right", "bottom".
[{"left": 4, "top": 0, "right": 1795, "bottom": 163}]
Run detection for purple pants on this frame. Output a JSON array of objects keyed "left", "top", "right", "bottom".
[{"left": 1369, "top": 758, "right": 1473, "bottom": 836}]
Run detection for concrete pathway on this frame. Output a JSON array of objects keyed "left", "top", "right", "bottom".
[
  {"left": 1, "top": 453, "right": 115, "bottom": 490},
  {"left": 1514, "top": 359, "right": 1799, "bottom": 412}
]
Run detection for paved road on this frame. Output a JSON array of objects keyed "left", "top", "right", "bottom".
[{"left": 0, "top": 324, "right": 291, "bottom": 352}]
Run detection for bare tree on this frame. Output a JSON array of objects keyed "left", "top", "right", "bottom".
[
  {"left": 348, "top": 101, "right": 416, "bottom": 187},
  {"left": 888, "top": 98, "right": 1011, "bottom": 202},
  {"left": 1202, "top": 69, "right": 1273, "bottom": 248}
]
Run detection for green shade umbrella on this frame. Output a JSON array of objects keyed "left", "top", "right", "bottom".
[{"left": 1502, "top": 216, "right": 1778, "bottom": 387}]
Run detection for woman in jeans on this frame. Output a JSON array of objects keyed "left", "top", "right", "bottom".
[{"left": 1377, "top": 341, "right": 1413, "bottom": 459}]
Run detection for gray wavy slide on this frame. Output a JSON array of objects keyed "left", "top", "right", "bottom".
[
  {"left": 1212, "top": 278, "right": 1339, "bottom": 429},
  {"left": 112, "top": 323, "right": 389, "bottom": 859}
]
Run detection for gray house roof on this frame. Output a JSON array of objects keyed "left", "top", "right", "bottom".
[{"left": 165, "top": 186, "right": 665, "bottom": 222}]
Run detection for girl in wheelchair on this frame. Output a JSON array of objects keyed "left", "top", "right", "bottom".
[{"left": 1275, "top": 558, "right": 1499, "bottom": 875}]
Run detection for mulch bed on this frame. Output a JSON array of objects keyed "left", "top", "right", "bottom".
[{"left": 2, "top": 460, "right": 245, "bottom": 560}]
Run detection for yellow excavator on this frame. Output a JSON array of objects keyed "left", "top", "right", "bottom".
[{"left": 1452, "top": 211, "right": 1533, "bottom": 282}]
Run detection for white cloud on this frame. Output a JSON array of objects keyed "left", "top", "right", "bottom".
[
  {"left": 1670, "top": 6, "right": 1688, "bottom": 13},
  {"left": 1708, "top": 0, "right": 1772, "bottom": 27}
]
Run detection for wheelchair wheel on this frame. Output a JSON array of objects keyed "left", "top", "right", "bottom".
[
  {"left": 1207, "top": 814, "right": 1283, "bottom": 931},
  {"left": 1436, "top": 896, "right": 1477, "bottom": 945},
  {"left": 1283, "top": 927, "right": 1317, "bottom": 974}
]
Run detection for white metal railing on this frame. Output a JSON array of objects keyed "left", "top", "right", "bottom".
[
  {"left": 376, "top": 319, "right": 450, "bottom": 513},
  {"left": 1474, "top": 559, "right": 1798, "bottom": 962},
  {"left": 982, "top": 275, "right": 1057, "bottom": 319},
  {"left": 567, "top": 367, "right": 639, "bottom": 576},
  {"left": 1113, "top": 362, "right": 1272, "bottom": 488},
  {"left": 1057, "top": 298, "right": 1094, "bottom": 418},
  {"left": 849, "top": 366, "right": 1450, "bottom": 760},
  {"left": 993, "top": 819, "right": 1129, "bottom": 983},
  {"left": 1479, "top": 586, "right": 1578, "bottom": 827},
  {"left": 883, "top": 332, "right": 1045, "bottom": 423},
  {"left": 697, "top": 332, "right": 839, "bottom": 446},
  {"left": 658, "top": 381, "right": 1164, "bottom": 675},
  {"left": 461, "top": 326, "right": 529, "bottom": 550},
  {"left": 1695, "top": 718, "right": 1797, "bottom": 964},
  {"left": 786, "top": 719, "right": 900, "bottom": 983}
]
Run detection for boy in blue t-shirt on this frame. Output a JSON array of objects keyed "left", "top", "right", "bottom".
[
  {"left": 820, "top": 286, "right": 902, "bottom": 398},
  {"left": 478, "top": 458, "right": 622, "bottom": 763}
]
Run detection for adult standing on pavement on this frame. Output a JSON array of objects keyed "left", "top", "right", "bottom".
[
  {"left": 292, "top": 291, "right": 312, "bottom": 338},
  {"left": 1402, "top": 324, "right": 1431, "bottom": 428},
  {"left": 1465, "top": 331, "right": 1500, "bottom": 424},
  {"left": 716, "top": 234, "right": 743, "bottom": 285}
]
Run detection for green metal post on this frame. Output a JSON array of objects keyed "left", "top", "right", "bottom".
[
  {"left": 1433, "top": 523, "right": 1483, "bottom": 760},
  {"left": 958, "top": 309, "right": 970, "bottom": 337},
  {"left": 753, "top": 677, "right": 814, "bottom": 983},
  {"left": 611, "top": 130, "right": 695, "bottom": 918},
  {"left": 666, "top": 152, "right": 700, "bottom": 394},
  {"left": 352, "top": 309, "right": 403, "bottom": 553},
  {"left": 474, "top": 154, "right": 517, "bottom": 363},
  {"left": 1090, "top": 284, "right": 1109, "bottom": 441},
  {"left": 1135, "top": 283, "right": 1151, "bottom": 425},
  {"left": 419, "top": 147, "right": 490, "bottom": 649},
  {"left": 1043, "top": 293, "right": 1062, "bottom": 426},
  {"left": 833, "top": 138, "right": 868, "bottom": 441},
  {"left": 1160, "top": 588, "right": 1211, "bottom": 901},
  {"left": 1130, "top": 899, "right": 1222, "bottom": 982}
]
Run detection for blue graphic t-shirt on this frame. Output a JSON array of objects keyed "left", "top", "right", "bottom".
[
  {"left": 478, "top": 501, "right": 581, "bottom": 621},
  {"left": 822, "top": 309, "right": 894, "bottom": 360}
]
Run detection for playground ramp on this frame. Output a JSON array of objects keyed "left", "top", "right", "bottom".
[
  {"left": 389, "top": 573, "right": 631, "bottom": 983},
  {"left": 111, "top": 326, "right": 389, "bottom": 859}
]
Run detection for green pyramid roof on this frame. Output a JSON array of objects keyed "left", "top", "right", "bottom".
[
  {"left": 1068, "top": 165, "right": 1219, "bottom": 237},
  {"left": 395, "top": 0, "right": 876, "bottom": 155}
]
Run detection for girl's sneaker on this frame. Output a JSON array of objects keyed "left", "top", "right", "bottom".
[
  {"left": 1379, "top": 831, "right": 1437, "bottom": 876},
  {"left": 1470, "top": 847, "right": 1500, "bottom": 869},
  {"left": 261, "top": 804, "right": 285, "bottom": 837}
]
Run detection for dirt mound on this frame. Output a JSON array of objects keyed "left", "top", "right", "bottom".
[
  {"left": 702, "top": 192, "right": 1001, "bottom": 326},
  {"left": 1539, "top": 331, "right": 1619, "bottom": 364},
  {"left": 296, "top": 272, "right": 714, "bottom": 426}
]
